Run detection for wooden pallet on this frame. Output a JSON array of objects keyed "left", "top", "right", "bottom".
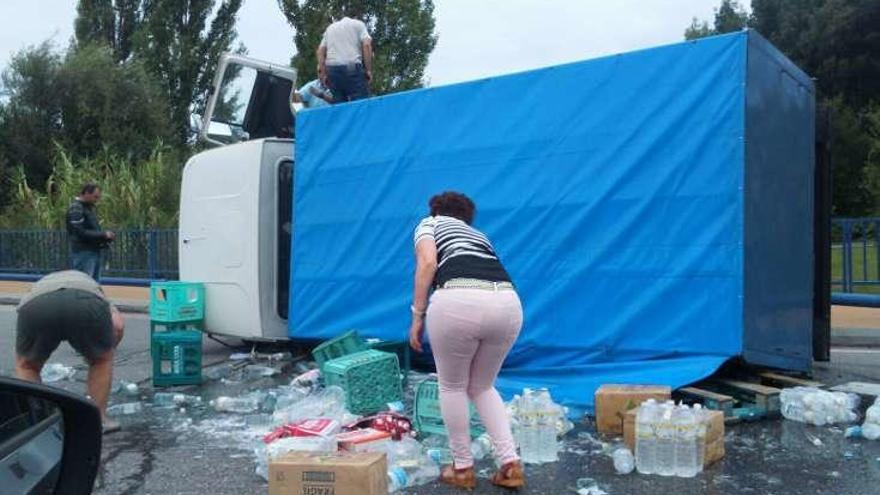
[
  {"left": 758, "top": 371, "right": 824, "bottom": 390},
  {"left": 710, "top": 379, "right": 781, "bottom": 417},
  {"left": 676, "top": 386, "right": 735, "bottom": 418}
]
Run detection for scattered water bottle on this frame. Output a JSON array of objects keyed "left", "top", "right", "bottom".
[
  {"left": 612, "top": 447, "right": 635, "bottom": 474},
  {"left": 781, "top": 387, "right": 859, "bottom": 425},
  {"left": 471, "top": 433, "right": 494, "bottom": 460},
  {"left": 211, "top": 396, "right": 260, "bottom": 413},
  {"left": 108, "top": 402, "right": 143, "bottom": 416},
  {"left": 154, "top": 392, "right": 202, "bottom": 407},
  {"left": 245, "top": 364, "right": 278, "bottom": 379},
  {"left": 41, "top": 363, "right": 76, "bottom": 383},
  {"left": 426, "top": 448, "right": 453, "bottom": 466},
  {"left": 636, "top": 399, "right": 658, "bottom": 475},
  {"left": 655, "top": 401, "right": 676, "bottom": 476},
  {"left": 388, "top": 466, "right": 409, "bottom": 492}
]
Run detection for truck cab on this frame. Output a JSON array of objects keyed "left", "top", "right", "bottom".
[{"left": 178, "top": 54, "right": 296, "bottom": 341}]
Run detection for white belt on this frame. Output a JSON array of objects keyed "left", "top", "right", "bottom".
[{"left": 440, "top": 278, "right": 514, "bottom": 291}]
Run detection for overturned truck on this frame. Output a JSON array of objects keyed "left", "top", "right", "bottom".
[{"left": 181, "top": 31, "right": 821, "bottom": 412}]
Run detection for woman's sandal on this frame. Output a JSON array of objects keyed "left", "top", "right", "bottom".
[
  {"left": 491, "top": 460, "right": 525, "bottom": 489},
  {"left": 440, "top": 464, "right": 477, "bottom": 489}
]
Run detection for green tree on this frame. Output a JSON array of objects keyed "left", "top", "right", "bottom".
[
  {"left": 75, "top": 0, "right": 245, "bottom": 143},
  {"left": 75, "top": 0, "right": 140, "bottom": 62},
  {"left": 687, "top": 0, "right": 880, "bottom": 216},
  {"left": 685, "top": 0, "right": 749, "bottom": 40},
  {"left": 279, "top": 0, "right": 437, "bottom": 95},
  {"left": 0, "top": 43, "right": 172, "bottom": 194}
]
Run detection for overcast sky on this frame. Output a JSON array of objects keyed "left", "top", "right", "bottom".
[{"left": 0, "top": 0, "right": 749, "bottom": 88}]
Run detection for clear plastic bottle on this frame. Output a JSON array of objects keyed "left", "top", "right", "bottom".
[
  {"left": 613, "top": 447, "right": 635, "bottom": 474},
  {"left": 673, "top": 404, "right": 698, "bottom": 477},
  {"left": 210, "top": 396, "right": 259, "bottom": 413},
  {"left": 655, "top": 401, "right": 676, "bottom": 476},
  {"left": 692, "top": 404, "right": 707, "bottom": 470},
  {"left": 536, "top": 388, "right": 558, "bottom": 462},
  {"left": 426, "top": 448, "right": 453, "bottom": 466},
  {"left": 387, "top": 467, "right": 409, "bottom": 492},
  {"left": 108, "top": 402, "right": 143, "bottom": 415},
  {"left": 635, "top": 399, "right": 658, "bottom": 475},
  {"left": 519, "top": 389, "right": 539, "bottom": 464},
  {"left": 471, "top": 433, "right": 494, "bottom": 460}
]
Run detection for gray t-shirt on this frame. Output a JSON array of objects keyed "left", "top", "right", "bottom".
[
  {"left": 320, "top": 17, "right": 371, "bottom": 66},
  {"left": 18, "top": 270, "right": 109, "bottom": 309}
]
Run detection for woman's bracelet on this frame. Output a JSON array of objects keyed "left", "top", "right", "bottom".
[{"left": 410, "top": 304, "right": 426, "bottom": 317}]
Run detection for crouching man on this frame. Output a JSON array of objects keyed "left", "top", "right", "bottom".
[{"left": 14, "top": 270, "right": 126, "bottom": 433}]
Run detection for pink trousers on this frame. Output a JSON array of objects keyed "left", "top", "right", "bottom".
[{"left": 426, "top": 288, "right": 523, "bottom": 468}]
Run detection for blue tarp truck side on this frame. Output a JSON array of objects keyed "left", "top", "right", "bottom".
[{"left": 290, "top": 30, "right": 815, "bottom": 414}]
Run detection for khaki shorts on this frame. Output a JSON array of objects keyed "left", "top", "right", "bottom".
[{"left": 16, "top": 289, "right": 113, "bottom": 363}]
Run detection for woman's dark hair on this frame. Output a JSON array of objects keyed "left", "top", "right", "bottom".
[{"left": 429, "top": 191, "right": 475, "bottom": 225}]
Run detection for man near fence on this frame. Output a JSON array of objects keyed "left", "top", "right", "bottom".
[
  {"left": 14, "top": 270, "right": 126, "bottom": 433},
  {"left": 66, "top": 183, "right": 115, "bottom": 281}
]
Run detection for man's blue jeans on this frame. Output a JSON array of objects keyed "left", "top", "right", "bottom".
[
  {"left": 71, "top": 250, "right": 102, "bottom": 281},
  {"left": 327, "top": 63, "right": 370, "bottom": 103}
]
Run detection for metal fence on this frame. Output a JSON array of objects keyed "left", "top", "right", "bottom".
[
  {"left": 0, "top": 219, "right": 878, "bottom": 290},
  {"left": 832, "top": 217, "right": 879, "bottom": 293},
  {"left": 0, "top": 229, "right": 178, "bottom": 284}
]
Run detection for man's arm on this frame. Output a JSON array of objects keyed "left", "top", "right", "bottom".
[
  {"left": 66, "top": 205, "right": 108, "bottom": 242},
  {"left": 362, "top": 39, "right": 373, "bottom": 82},
  {"left": 317, "top": 44, "right": 327, "bottom": 81}
]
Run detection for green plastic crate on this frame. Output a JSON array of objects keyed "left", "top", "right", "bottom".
[
  {"left": 151, "top": 330, "right": 202, "bottom": 387},
  {"left": 367, "top": 339, "right": 411, "bottom": 387},
  {"left": 413, "top": 378, "right": 485, "bottom": 438},
  {"left": 323, "top": 349, "right": 402, "bottom": 415},
  {"left": 150, "top": 281, "right": 205, "bottom": 323},
  {"left": 312, "top": 330, "right": 368, "bottom": 371}
]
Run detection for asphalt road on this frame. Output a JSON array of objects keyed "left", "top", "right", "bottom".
[{"left": 2, "top": 304, "right": 880, "bottom": 494}]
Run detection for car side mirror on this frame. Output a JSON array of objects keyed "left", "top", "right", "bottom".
[{"left": 0, "top": 376, "right": 102, "bottom": 495}]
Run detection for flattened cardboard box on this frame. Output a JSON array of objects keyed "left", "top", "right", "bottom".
[
  {"left": 594, "top": 384, "right": 672, "bottom": 434},
  {"left": 269, "top": 451, "right": 387, "bottom": 495},
  {"left": 623, "top": 408, "right": 725, "bottom": 467}
]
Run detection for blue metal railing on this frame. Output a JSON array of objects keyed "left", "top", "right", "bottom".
[
  {"left": 0, "top": 229, "right": 178, "bottom": 285},
  {"left": 832, "top": 217, "right": 880, "bottom": 293}
]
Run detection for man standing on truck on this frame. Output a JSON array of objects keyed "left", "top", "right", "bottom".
[
  {"left": 66, "top": 183, "right": 115, "bottom": 281},
  {"left": 317, "top": 7, "right": 373, "bottom": 103}
]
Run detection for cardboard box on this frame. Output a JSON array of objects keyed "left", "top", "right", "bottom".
[
  {"left": 269, "top": 451, "right": 387, "bottom": 495},
  {"left": 623, "top": 408, "right": 725, "bottom": 467},
  {"left": 335, "top": 428, "right": 392, "bottom": 453},
  {"left": 595, "top": 384, "right": 672, "bottom": 434}
]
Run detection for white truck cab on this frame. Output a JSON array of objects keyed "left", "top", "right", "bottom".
[{"left": 179, "top": 54, "right": 296, "bottom": 341}]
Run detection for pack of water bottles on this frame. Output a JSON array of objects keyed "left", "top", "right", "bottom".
[
  {"left": 779, "top": 387, "right": 860, "bottom": 426},
  {"left": 634, "top": 400, "right": 707, "bottom": 477},
  {"left": 508, "top": 388, "right": 569, "bottom": 464}
]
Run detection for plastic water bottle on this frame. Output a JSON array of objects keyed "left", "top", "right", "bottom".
[
  {"left": 426, "top": 448, "right": 453, "bottom": 466},
  {"left": 471, "top": 433, "right": 494, "bottom": 460},
  {"left": 674, "top": 405, "right": 698, "bottom": 477},
  {"left": 387, "top": 467, "right": 409, "bottom": 492},
  {"left": 519, "top": 389, "right": 539, "bottom": 464},
  {"left": 613, "top": 447, "right": 635, "bottom": 474},
  {"left": 108, "top": 402, "right": 143, "bottom": 415},
  {"left": 536, "top": 389, "right": 558, "bottom": 462},
  {"left": 210, "top": 396, "right": 259, "bottom": 413},
  {"left": 636, "top": 399, "right": 658, "bottom": 474},
  {"left": 692, "top": 404, "right": 707, "bottom": 469},
  {"left": 655, "top": 402, "right": 676, "bottom": 476},
  {"left": 41, "top": 363, "right": 75, "bottom": 383}
]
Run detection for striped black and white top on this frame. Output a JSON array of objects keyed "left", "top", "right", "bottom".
[{"left": 413, "top": 215, "right": 511, "bottom": 287}]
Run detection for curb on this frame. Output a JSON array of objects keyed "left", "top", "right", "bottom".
[
  {"left": 831, "top": 327, "right": 880, "bottom": 348},
  {"left": 0, "top": 295, "right": 149, "bottom": 314}
]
